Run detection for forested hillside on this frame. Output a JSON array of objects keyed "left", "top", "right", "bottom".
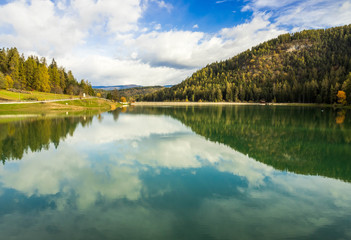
[
  {"left": 0, "top": 48, "right": 94, "bottom": 95},
  {"left": 143, "top": 25, "right": 351, "bottom": 104}
]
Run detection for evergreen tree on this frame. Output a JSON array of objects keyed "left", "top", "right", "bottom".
[
  {"left": 7, "top": 48, "right": 20, "bottom": 87},
  {"left": 49, "top": 59, "right": 62, "bottom": 93}
]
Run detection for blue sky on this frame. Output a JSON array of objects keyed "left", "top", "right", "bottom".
[
  {"left": 0, "top": 0, "right": 351, "bottom": 86},
  {"left": 141, "top": 0, "right": 251, "bottom": 33}
]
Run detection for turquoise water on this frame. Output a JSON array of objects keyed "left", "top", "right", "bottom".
[{"left": 0, "top": 105, "right": 350, "bottom": 239}]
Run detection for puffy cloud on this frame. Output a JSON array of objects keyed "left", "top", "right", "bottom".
[
  {"left": 132, "top": 13, "right": 286, "bottom": 69},
  {"left": 59, "top": 54, "right": 195, "bottom": 85},
  {"left": 133, "top": 30, "right": 209, "bottom": 68},
  {"left": 0, "top": 0, "right": 85, "bottom": 57},
  {"left": 0, "top": 0, "right": 142, "bottom": 57},
  {"left": 219, "top": 12, "right": 286, "bottom": 51},
  {"left": 70, "top": 0, "right": 142, "bottom": 33}
]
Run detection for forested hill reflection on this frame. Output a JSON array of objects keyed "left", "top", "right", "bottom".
[
  {"left": 0, "top": 115, "right": 94, "bottom": 163},
  {"left": 127, "top": 105, "right": 351, "bottom": 182}
]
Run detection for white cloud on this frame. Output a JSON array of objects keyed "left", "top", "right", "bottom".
[
  {"left": 59, "top": 54, "right": 195, "bottom": 85},
  {"left": 0, "top": 0, "right": 85, "bottom": 57},
  {"left": 154, "top": 23, "right": 162, "bottom": 30},
  {"left": 219, "top": 12, "right": 286, "bottom": 49},
  {"left": 193, "top": 24, "right": 199, "bottom": 29},
  {"left": 132, "top": 13, "right": 286, "bottom": 69},
  {"left": 0, "top": 0, "right": 142, "bottom": 57},
  {"left": 69, "top": 0, "right": 142, "bottom": 34},
  {"left": 133, "top": 30, "right": 209, "bottom": 68},
  {"left": 243, "top": 0, "right": 351, "bottom": 29},
  {"left": 151, "top": 0, "right": 173, "bottom": 12},
  {"left": 275, "top": 1, "right": 351, "bottom": 29}
]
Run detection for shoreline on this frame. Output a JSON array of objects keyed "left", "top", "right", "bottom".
[
  {"left": 132, "top": 101, "right": 347, "bottom": 108},
  {"left": 0, "top": 98, "right": 118, "bottom": 115}
]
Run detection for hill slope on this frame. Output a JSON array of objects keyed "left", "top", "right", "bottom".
[{"left": 143, "top": 25, "right": 351, "bottom": 104}]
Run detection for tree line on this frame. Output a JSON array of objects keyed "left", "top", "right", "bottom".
[
  {"left": 143, "top": 24, "right": 351, "bottom": 104},
  {"left": 0, "top": 47, "right": 94, "bottom": 95}
]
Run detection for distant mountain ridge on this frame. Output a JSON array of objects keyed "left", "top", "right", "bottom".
[
  {"left": 143, "top": 24, "right": 351, "bottom": 104},
  {"left": 92, "top": 84, "right": 142, "bottom": 90},
  {"left": 93, "top": 84, "right": 173, "bottom": 91}
]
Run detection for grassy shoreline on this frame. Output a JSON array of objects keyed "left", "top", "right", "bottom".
[
  {"left": 0, "top": 89, "right": 80, "bottom": 101},
  {"left": 0, "top": 98, "right": 118, "bottom": 115}
]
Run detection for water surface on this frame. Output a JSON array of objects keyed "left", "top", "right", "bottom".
[{"left": 0, "top": 105, "right": 350, "bottom": 239}]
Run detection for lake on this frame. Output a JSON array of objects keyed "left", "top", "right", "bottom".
[{"left": 0, "top": 105, "right": 351, "bottom": 240}]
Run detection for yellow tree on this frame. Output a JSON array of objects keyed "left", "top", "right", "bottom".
[
  {"left": 337, "top": 90, "right": 347, "bottom": 105},
  {"left": 120, "top": 96, "right": 127, "bottom": 103},
  {"left": 5, "top": 75, "right": 14, "bottom": 89}
]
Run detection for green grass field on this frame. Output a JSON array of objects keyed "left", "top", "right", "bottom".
[
  {"left": 0, "top": 89, "right": 78, "bottom": 101},
  {"left": 55, "top": 99, "right": 115, "bottom": 109},
  {"left": 0, "top": 98, "right": 117, "bottom": 114},
  {"left": 0, "top": 87, "right": 119, "bottom": 116}
]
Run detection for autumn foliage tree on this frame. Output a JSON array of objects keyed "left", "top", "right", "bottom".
[{"left": 337, "top": 90, "right": 347, "bottom": 105}]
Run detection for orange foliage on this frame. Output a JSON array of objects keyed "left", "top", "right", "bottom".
[
  {"left": 336, "top": 110, "right": 346, "bottom": 124},
  {"left": 337, "top": 90, "right": 347, "bottom": 104}
]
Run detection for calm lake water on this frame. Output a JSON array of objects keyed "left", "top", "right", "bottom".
[{"left": 0, "top": 105, "right": 351, "bottom": 240}]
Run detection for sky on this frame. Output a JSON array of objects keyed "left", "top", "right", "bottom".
[{"left": 0, "top": 0, "right": 351, "bottom": 86}]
